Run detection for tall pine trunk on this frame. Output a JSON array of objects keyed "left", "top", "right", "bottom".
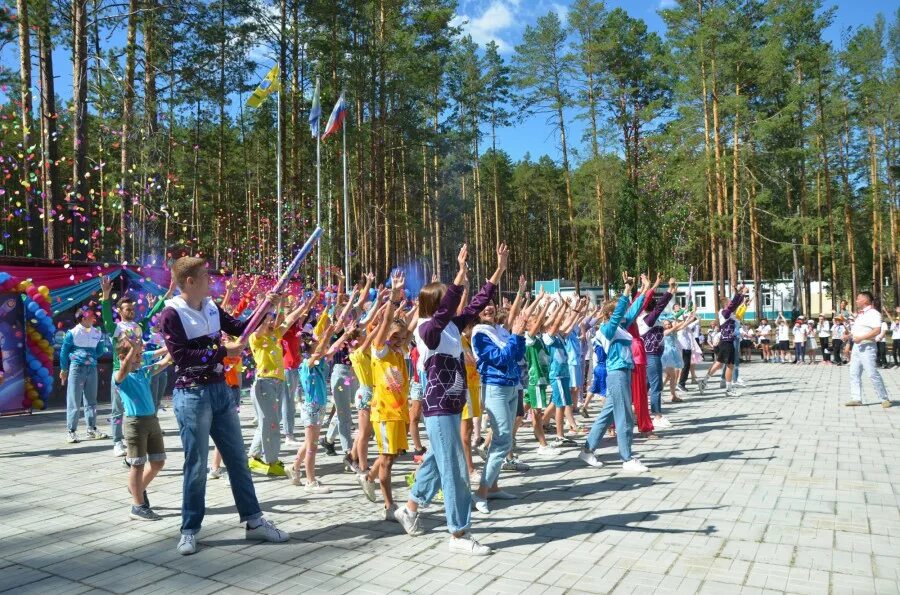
[
  {"left": 37, "top": 0, "right": 58, "bottom": 258},
  {"left": 71, "top": 0, "right": 90, "bottom": 258},
  {"left": 120, "top": 0, "right": 138, "bottom": 260}
]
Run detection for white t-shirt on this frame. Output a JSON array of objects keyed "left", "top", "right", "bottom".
[
  {"left": 758, "top": 324, "right": 772, "bottom": 339},
  {"left": 831, "top": 323, "right": 846, "bottom": 340},
  {"left": 877, "top": 321, "right": 888, "bottom": 342},
  {"left": 816, "top": 321, "right": 830, "bottom": 338},
  {"left": 776, "top": 323, "right": 789, "bottom": 342},
  {"left": 851, "top": 307, "right": 881, "bottom": 345},
  {"left": 891, "top": 322, "right": 900, "bottom": 341},
  {"left": 792, "top": 325, "right": 807, "bottom": 343}
]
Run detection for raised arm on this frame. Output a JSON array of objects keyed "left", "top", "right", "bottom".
[
  {"left": 373, "top": 271, "right": 404, "bottom": 350},
  {"left": 114, "top": 339, "right": 139, "bottom": 384},
  {"left": 356, "top": 272, "right": 374, "bottom": 309},
  {"left": 99, "top": 276, "right": 117, "bottom": 335},
  {"left": 419, "top": 246, "right": 469, "bottom": 349}
]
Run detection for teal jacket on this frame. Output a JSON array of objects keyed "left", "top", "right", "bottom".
[{"left": 596, "top": 293, "right": 646, "bottom": 372}]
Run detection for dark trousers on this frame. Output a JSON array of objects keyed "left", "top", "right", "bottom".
[
  {"left": 832, "top": 339, "right": 843, "bottom": 365},
  {"left": 678, "top": 349, "right": 692, "bottom": 388},
  {"left": 819, "top": 337, "right": 830, "bottom": 362},
  {"left": 876, "top": 342, "right": 889, "bottom": 367},
  {"left": 893, "top": 339, "right": 900, "bottom": 365}
]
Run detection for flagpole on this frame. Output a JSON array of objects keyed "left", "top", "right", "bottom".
[
  {"left": 342, "top": 100, "right": 350, "bottom": 281},
  {"left": 315, "top": 76, "right": 322, "bottom": 289},
  {"left": 276, "top": 72, "right": 283, "bottom": 276}
]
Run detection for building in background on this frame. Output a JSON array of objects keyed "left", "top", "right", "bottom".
[{"left": 535, "top": 278, "right": 834, "bottom": 322}]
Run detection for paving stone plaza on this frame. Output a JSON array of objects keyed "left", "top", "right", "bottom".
[{"left": 0, "top": 361, "right": 897, "bottom": 594}]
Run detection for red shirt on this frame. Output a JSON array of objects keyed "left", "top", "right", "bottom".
[{"left": 281, "top": 321, "right": 302, "bottom": 370}]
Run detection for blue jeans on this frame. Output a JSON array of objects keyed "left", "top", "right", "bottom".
[
  {"left": 66, "top": 363, "right": 98, "bottom": 432},
  {"left": 326, "top": 364, "right": 357, "bottom": 452},
  {"left": 584, "top": 369, "right": 633, "bottom": 462},
  {"left": 282, "top": 368, "right": 300, "bottom": 438},
  {"left": 173, "top": 382, "right": 262, "bottom": 535},
  {"left": 849, "top": 343, "right": 888, "bottom": 403},
  {"left": 110, "top": 381, "right": 124, "bottom": 442},
  {"left": 481, "top": 384, "right": 518, "bottom": 489},
  {"left": 248, "top": 377, "right": 283, "bottom": 463},
  {"left": 646, "top": 354, "right": 663, "bottom": 415},
  {"left": 410, "top": 413, "right": 471, "bottom": 534}
]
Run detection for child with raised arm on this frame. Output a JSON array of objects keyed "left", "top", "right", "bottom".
[
  {"left": 247, "top": 294, "right": 312, "bottom": 476},
  {"left": 578, "top": 272, "right": 650, "bottom": 473},
  {"left": 114, "top": 337, "right": 172, "bottom": 520},
  {"left": 287, "top": 317, "right": 356, "bottom": 493},
  {"left": 358, "top": 271, "right": 411, "bottom": 520},
  {"left": 394, "top": 244, "right": 506, "bottom": 556}
]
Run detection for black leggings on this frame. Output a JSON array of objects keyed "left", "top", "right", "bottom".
[
  {"left": 893, "top": 339, "right": 900, "bottom": 365},
  {"left": 832, "top": 339, "right": 843, "bottom": 365},
  {"left": 876, "top": 342, "right": 888, "bottom": 367},
  {"left": 819, "top": 337, "right": 830, "bottom": 362},
  {"left": 678, "top": 349, "right": 692, "bottom": 388}
]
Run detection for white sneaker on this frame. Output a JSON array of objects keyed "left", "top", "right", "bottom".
[
  {"left": 283, "top": 438, "right": 300, "bottom": 448},
  {"left": 176, "top": 534, "right": 197, "bottom": 555},
  {"left": 734, "top": 379, "right": 747, "bottom": 387},
  {"left": 305, "top": 480, "right": 331, "bottom": 494},
  {"left": 537, "top": 444, "right": 561, "bottom": 456},
  {"left": 66, "top": 432, "right": 79, "bottom": 444},
  {"left": 475, "top": 446, "right": 488, "bottom": 462},
  {"left": 382, "top": 504, "right": 398, "bottom": 522},
  {"left": 654, "top": 416, "right": 672, "bottom": 429},
  {"left": 726, "top": 388, "right": 742, "bottom": 398},
  {"left": 469, "top": 471, "right": 482, "bottom": 486},
  {"left": 357, "top": 473, "right": 377, "bottom": 502},
  {"left": 578, "top": 451, "right": 603, "bottom": 468},
  {"left": 286, "top": 466, "right": 303, "bottom": 486},
  {"left": 472, "top": 493, "right": 490, "bottom": 514},
  {"left": 395, "top": 505, "right": 425, "bottom": 536},
  {"left": 698, "top": 378, "right": 707, "bottom": 394},
  {"left": 113, "top": 441, "right": 127, "bottom": 457},
  {"left": 501, "top": 458, "right": 530, "bottom": 472},
  {"left": 208, "top": 466, "right": 226, "bottom": 480},
  {"left": 246, "top": 518, "right": 290, "bottom": 542},
  {"left": 448, "top": 534, "right": 492, "bottom": 556},
  {"left": 622, "top": 458, "right": 649, "bottom": 473}
]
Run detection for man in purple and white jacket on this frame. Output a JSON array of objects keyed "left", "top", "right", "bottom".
[
  {"left": 699, "top": 284, "right": 749, "bottom": 397},
  {"left": 160, "top": 256, "right": 289, "bottom": 556},
  {"left": 637, "top": 276, "right": 678, "bottom": 428}
]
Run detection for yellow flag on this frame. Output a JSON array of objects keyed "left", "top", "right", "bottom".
[{"left": 246, "top": 64, "right": 280, "bottom": 108}]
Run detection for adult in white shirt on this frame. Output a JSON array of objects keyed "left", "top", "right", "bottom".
[
  {"left": 757, "top": 319, "right": 772, "bottom": 363},
  {"left": 816, "top": 315, "right": 831, "bottom": 364},
  {"left": 792, "top": 319, "right": 808, "bottom": 364},
  {"left": 845, "top": 291, "right": 891, "bottom": 407}
]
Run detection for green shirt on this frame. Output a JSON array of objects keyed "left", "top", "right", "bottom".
[{"left": 101, "top": 296, "right": 167, "bottom": 370}]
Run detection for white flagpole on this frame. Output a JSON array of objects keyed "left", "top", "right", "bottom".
[
  {"left": 276, "top": 71, "right": 283, "bottom": 276},
  {"left": 315, "top": 76, "right": 322, "bottom": 288},
  {"left": 342, "top": 98, "right": 350, "bottom": 281}
]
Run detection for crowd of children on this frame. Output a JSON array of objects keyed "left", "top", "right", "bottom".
[{"left": 56, "top": 247, "right": 895, "bottom": 557}]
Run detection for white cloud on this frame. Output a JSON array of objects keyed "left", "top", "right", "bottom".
[
  {"left": 453, "top": 0, "right": 516, "bottom": 53},
  {"left": 552, "top": 3, "right": 569, "bottom": 25},
  {"left": 658, "top": 0, "right": 678, "bottom": 9}
]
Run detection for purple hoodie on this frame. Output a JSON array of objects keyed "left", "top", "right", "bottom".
[
  {"left": 638, "top": 291, "right": 674, "bottom": 356},
  {"left": 415, "top": 281, "right": 495, "bottom": 417},
  {"left": 160, "top": 296, "right": 248, "bottom": 389}
]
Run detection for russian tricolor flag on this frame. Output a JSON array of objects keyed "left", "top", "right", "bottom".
[{"left": 322, "top": 92, "right": 347, "bottom": 140}]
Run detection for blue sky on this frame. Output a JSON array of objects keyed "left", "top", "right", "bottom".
[
  {"left": 0, "top": 0, "right": 892, "bottom": 165},
  {"left": 454, "top": 0, "right": 894, "bottom": 163}
]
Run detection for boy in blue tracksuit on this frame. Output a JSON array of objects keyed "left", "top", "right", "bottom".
[
  {"left": 61, "top": 308, "right": 109, "bottom": 443},
  {"left": 578, "top": 274, "right": 650, "bottom": 473}
]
